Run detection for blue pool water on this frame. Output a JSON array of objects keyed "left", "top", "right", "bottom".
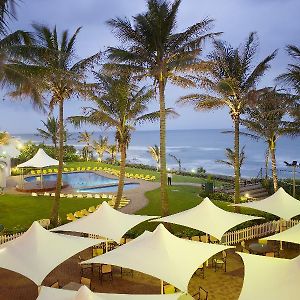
[
  {"left": 25, "top": 172, "right": 118, "bottom": 189},
  {"left": 79, "top": 183, "right": 140, "bottom": 193}
]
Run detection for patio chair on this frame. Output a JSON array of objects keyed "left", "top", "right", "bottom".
[
  {"left": 99, "top": 264, "right": 113, "bottom": 283},
  {"left": 196, "top": 263, "right": 204, "bottom": 279},
  {"left": 87, "top": 167, "right": 91, "bottom": 171},
  {"left": 88, "top": 206, "right": 96, "bottom": 213},
  {"left": 47, "top": 169, "right": 53, "bottom": 173},
  {"left": 49, "top": 280, "right": 60, "bottom": 289},
  {"left": 79, "top": 256, "right": 93, "bottom": 277},
  {"left": 66, "top": 213, "right": 76, "bottom": 221},
  {"left": 30, "top": 170, "right": 36, "bottom": 175},
  {"left": 94, "top": 194, "right": 101, "bottom": 199},
  {"left": 76, "top": 194, "right": 84, "bottom": 198},
  {"left": 200, "top": 235, "right": 208, "bottom": 243},
  {"left": 80, "top": 276, "right": 91, "bottom": 289},
  {"left": 210, "top": 236, "right": 219, "bottom": 244},
  {"left": 74, "top": 211, "right": 84, "bottom": 218},
  {"left": 213, "top": 250, "right": 227, "bottom": 272},
  {"left": 92, "top": 248, "right": 104, "bottom": 257},
  {"left": 60, "top": 193, "right": 66, "bottom": 198},
  {"left": 191, "top": 236, "right": 200, "bottom": 242},
  {"left": 50, "top": 193, "right": 55, "bottom": 197},
  {"left": 193, "top": 286, "right": 208, "bottom": 300},
  {"left": 31, "top": 192, "right": 38, "bottom": 197},
  {"left": 259, "top": 239, "right": 268, "bottom": 245},
  {"left": 86, "top": 194, "right": 93, "bottom": 198},
  {"left": 66, "top": 194, "right": 74, "bottom": 198},
  {"left": 54, "top": 169, "right": 58, "bottom": 173},
  {"left": 163, "top": 283, "right": 177, "bottom": 294},
  {"left": 81, "top": 209, "right": 89, "bottom": 216},
  {"left": 44, "top": 192, "right": 50, "bottom": 196}
]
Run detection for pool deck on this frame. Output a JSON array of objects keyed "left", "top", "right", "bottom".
[{"left": 5, "top": 171, "right": 160, "bottom": 214}]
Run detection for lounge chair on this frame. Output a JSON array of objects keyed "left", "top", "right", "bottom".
[
  {"left": 88, "top": 206, "right": 96, "bottom": 213},
  {"left": 60, "top": 193, "right": 66, "bottom": 198},
  {"left": 66, "top": 194, "right": 74, "bottom": 198},
  {"left": 86, "top": 167, "right": 91, "bottom": 171},
  {"left": 94, "top": 194, "right": 101, "bottom": 199},
  {"left": 75, "top": 194, "right": 83, "bottom": 198},
  {"left": 47, "top": 169, "right": 53, "bottom": 173},
  {"left": 77, "top": 167, "right": 81, "bottom": 171},
  {"left": 44, "top": 192, "right": 50, "bottom": 196},
  {"left": 30, "top": 170, "right": 36, "bottom": 175},
  {"left": 74, "top": 211, "right": 84, "bottom": 218},
  {"left": 86, "top": 194, "right": 93, "bottom": 198},
  {"left": 163, "top": 283, "right": 177, "bottom": 294},
  {"left": 66, "top": 213, "right": 76, "bottom": 221},
  {"left": 31, "top": 192, "right": 38, "bottom": 197},
  {"left": 213, "top": 250, "right": 227, "bottom": 272},
  {"left": 81, "top": 209, "right": 89, "bottom": 216}
]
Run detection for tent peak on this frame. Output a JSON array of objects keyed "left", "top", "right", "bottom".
[{"left": 75, "top": 285, "right": 93, "bottom": 299}]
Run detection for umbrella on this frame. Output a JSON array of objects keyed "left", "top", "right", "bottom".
[
  {"left": 52, "top": 201, "right": 156, "bottom": 243},
  {"left": 82, "top": 224, "right": 232, "bottom": 292},
  {"left": 0, "top": 222, "right": 103, "bottom": 285},
  {"left": 152, "top": 197, "right": 261, "bottom": 240}
]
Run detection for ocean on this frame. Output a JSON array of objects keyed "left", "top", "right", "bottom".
[{"left": 14, "top": 129, "right": 300, "bottom": 179}]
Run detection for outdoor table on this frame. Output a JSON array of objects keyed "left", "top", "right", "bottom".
[
  {"left": 249, "top": 243, "right": 274, "bottom": 255},
  {"left": 62, "top": 282, "right": 82, "bottom": 291}
]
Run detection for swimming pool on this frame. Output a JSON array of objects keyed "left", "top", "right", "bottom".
[
  {"left": 79, "top": 183, "right": 140, "bottom": 193},
  {"left": 25, "top": 172, "right": 118, "bottom": 189}
]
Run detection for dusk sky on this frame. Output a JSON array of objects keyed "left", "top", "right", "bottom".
[{"left": 0, "top": 0, "right": 299, "bottom": 134}]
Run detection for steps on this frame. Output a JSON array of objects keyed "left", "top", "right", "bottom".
[{"left": 224, "top": 183, "right": 269, "bottom": 200}]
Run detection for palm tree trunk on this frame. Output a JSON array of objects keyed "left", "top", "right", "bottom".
[
  {"left": 51, "top": 100, "right": 64, "bottom": 226},
  {"left": 114, "top": 143, "right": 126, "bottom": 209},
  {"left": 265, "top": 147, "right": 269, "bottom": 180},
  {"left": 233, "top": 113, "right": 241, "bottom": 208},
  {"left": 270, "top": 140, "right": 278, "bottom": 191},
  {"left": 158, "top": 76, "right": 169, "bottom": 217}
]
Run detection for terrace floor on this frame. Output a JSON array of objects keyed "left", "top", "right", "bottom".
[{"left": 0, "top": 240, "right": 299, "bottom": 300}]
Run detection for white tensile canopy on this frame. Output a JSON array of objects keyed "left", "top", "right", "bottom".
[
  {"left": 233, "top": 188, "right": 300, "bottom": 220},
  {"left": 0, "top": 222, "right": 103, "bottom": 285},
  {"left": 238, "top": 252, "right": 300, "bottom": 300},
  {"left": 151, "top": 197, "right": 261, "bottom": 240},
  {"left": 51, "top": 201, "right": 156, "bottom": 243},
  {"left": 82, "top": 224, "right": 232, "bottom": 292},
  {"left": 37, "top": 286, "right": 193, "bottom": 300},
  {"left": 17, "top": 148, "right": 59, "bottom": 168},
  {"left": 261, "top": 222, "right": 300, "bottom": 244}
]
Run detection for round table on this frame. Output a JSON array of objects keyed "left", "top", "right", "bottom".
[{"left": 249, "top": 243, "right": 274, "bottom": 255}]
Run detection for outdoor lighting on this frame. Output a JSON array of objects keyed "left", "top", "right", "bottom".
[
  {"left": 191, "top": 169, "right": 196, "bottom": 173},
  {"left": 245, "top": 193, "right": 250, "bottom": 198},
  {"left": 284, "top": 161, "right": 299, "bottom": 197}
]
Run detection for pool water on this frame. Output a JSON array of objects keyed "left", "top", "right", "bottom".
[
  {"left": 25, "top": 172, "right": 118, "bottom": 189},
  {"left": 79, "top": 183, "right": 140, "bottom": 193}
]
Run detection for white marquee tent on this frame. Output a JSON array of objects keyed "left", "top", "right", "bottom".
[
  {"left": 238, "top": 252, "right": 300, "bottom": 300},
  {"left": 82, "top": 224, "right": 232, "bottom": 292},
  {"left": 52, "top": 201, "right": 156, "bottom": 243},
  {"left": 0, "top": 222, "right": 102, "bottom": 285},
  {"left": 233, "top": 188, "right": 300, "bottom": 220},
  {"left": 17, "top": 148, "right": 59, "bottom": 169},
  {"left": 37, "top": 286, "right": 193, "bottom": 300},
  {"left": 152, "top": 197, "right": 261, "bottom": 240},
  {"left": 261, "top": 222, "right": 300, "bottom": 245}
]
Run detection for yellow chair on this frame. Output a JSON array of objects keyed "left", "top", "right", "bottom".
[
  {"left": 81, "top": 167, "right": 86, "bottom": 171},
  {"left": 259, "top": 239, "right": 268, "bottom": 245},
  {"left": 87, "top": 167, "right": 91, "bottom": 171},
  {"left": 70, "top": 168, "right": 74, "bottom": 171},
  {"left": 88, "top": 206, "right": 96, "bottom": 213},
  {"left": 47, "top": 169, "right": 53, "bottom": 173},
  {"left": 81, "top": 209, "right": 89, "bottom": 216},
  {"left": 163, "top": 284, "right": 176, "bottom": 294},
  {"left": 42, "top": 170, "right": 47, "bottom": 174},
  {"left": 77, "top": 167, "right": 81, "bottom": 171},
  {"left": 36, "top": 170, "right": 41, "bottom": 175},
  {"left": 30, "top": 170, "right": 36, "bottom": 175},
  {"left": 54, "top": 168, "right": 58, "bottom": 173},
  {"left": 74, "top": 211, "right": 84, "bottom": 218},
  {"left": 92, "top": 248, "right": 104, "bottom": 257},
  {"left": 66, "top": 213, "right": 76, "bottom": 221}
]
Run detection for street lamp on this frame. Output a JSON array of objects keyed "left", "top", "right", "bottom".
[{"left": 284, "top": 161, "right": 299, "bottom": 197}]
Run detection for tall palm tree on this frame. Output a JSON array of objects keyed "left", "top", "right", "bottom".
[
  {"left": 36, "top": 116, "right": 70, "bottom": 149},
  {"left": 106, "top": 144, "right": 117, "bottom": 164},
  {"left": 216, "top": 146, "right": 246, "bottom": 175},
  {"left": 70, "top": 73, "right": 176, "bottom": 209},
  {"left": 78, "top": 131, "right": 93, "bottom": 161},
  {"left": 241, "top": 88, "right": 299, "bottom": 191},
  {"left": 106, "top": 0, "right": 219, "bottom": 216},
  {"left": 148, "top": 145, "right": 160, "bottom": 171},
  {"left": 93, "top": 135, "right": 108, "bottom": 162},
  {"left": 178, "top": 33, "right": 276, "bottom": 205},
  {"left": 0, "top": 0, "right": 17, "bottom": 35},
  {"left": 9, "top": 24, "right": 99, "bottom": 226}
]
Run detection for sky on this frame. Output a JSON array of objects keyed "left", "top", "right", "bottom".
[{"left": 0, "top": 0, "right": 299, "bottom": 134}]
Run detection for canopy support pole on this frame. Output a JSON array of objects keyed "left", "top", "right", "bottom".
[
  {"left": 40, "top": 168, "right": 43, "bottom": 189},
  {"left": 106, "top": 238, "right": 108, "bottom": 253},
  {"left": 205, "top": 233, "right": 209, "bottom": 267},
  {"left": 280, "top": 219, "right": 283, "bottom": 251},
  {"left": 160, "top": 279, "right": 163, "bottom": 294}
]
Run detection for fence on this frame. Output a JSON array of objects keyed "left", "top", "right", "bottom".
[
  {"left": 1, "top": 219, "right": 300, "bottom": 246},
  {"left": 221, "top": 219, "right": 300, "bottom": 245}
]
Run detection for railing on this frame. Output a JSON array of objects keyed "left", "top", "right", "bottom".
[
  {"left": 1, "top": 219, "right": 300, "bottom": 246},
  {"left": 221, "top": 219, "right": 300, "bottom": 245}
]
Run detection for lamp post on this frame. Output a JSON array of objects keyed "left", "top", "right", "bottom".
[{"left": 284, "top": 161, "right": 299, "bottom": 197}]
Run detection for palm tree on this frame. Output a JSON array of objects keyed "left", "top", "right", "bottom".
[
  {"left": 69, "top": 73, "right": 176, "bottom": 209},
  {"left": 93, "top": 135, "right": 108, "bottom": 162},
  {"left": 216, "top": 146, "right": 246, "bottom": 175},
  {"left": 148, "top": 145, "right": 160, "bottom": 171},
  {"left": 9, "top": 24, "right": 99, "bottom": 226},
  {"left": 0, "top": 0, "right": 17, "bottom": 35},
  {"left": 106, "top": 0, "right": 219, "bottom": 216},
  {"left": 241, "top": 88, "right": 299, "bottom": 191},
  {"left": 107, "top": 144, "right": 117, "bottom": 164},
  {"left": 36, "top": 116, "right": 71, "bottom": 149},
  {"left": 78, "top": 131, "right": 93, "bottom": 161},
  {"left": 178, "top": 33, "right": 276, "bottom": 205},
  {"left": 168, "top": 153, "right": 182, "bottom": 172},
  {"left": 0, "top": 131, "right": 10, "bottom": 145}
]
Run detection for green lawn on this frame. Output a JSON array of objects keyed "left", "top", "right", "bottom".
[{"left": 0, "top": 194, "right": 104, "bottom": 233}]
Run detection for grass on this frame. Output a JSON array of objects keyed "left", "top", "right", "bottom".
[{"left": 0, "top": 194, "right": 105, "bottom": 233}]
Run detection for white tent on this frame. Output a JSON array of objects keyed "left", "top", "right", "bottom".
[
  {"left": 17, "top": 148, "right": 59, "bottom": 168},
  {"left": 261, "top": 222, "right": 300, "bottom": 244},
  {"left": 233, "top": 188, "right": 300, "bottom": 220},
  {"left": 152, "top": 197, "right": 261, "bottom": 240},
  {"left": 82, "top": 224, "right": 232, "bottom": 292},
  {"left": 52, "top": 201, "right": 156, "bottom": 243},
  {"left": 238, "top": 252, "right": 300, "bottom": 300},
  {"left": 0, "top": 222, "right": 103, "bottom": 285},
  {"left": 37, "top": 286, "right": 192, "bottom": 300}
]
